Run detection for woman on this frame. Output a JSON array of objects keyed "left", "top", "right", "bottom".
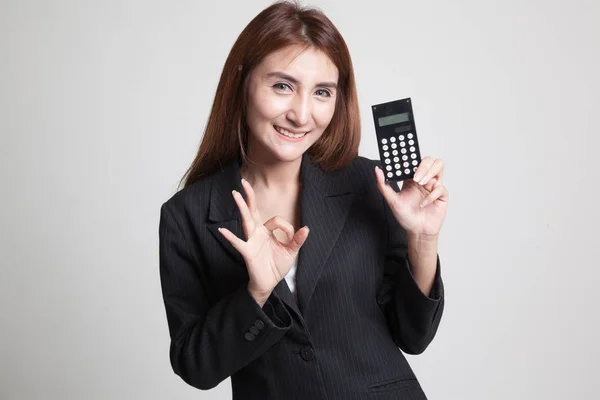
[{"left": 159, "top": 1, "right": 449, "bottom": 399}]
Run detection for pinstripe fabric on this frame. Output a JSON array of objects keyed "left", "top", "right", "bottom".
[{"left": 159, "top": 152, "right": 444, "bottom": 399}]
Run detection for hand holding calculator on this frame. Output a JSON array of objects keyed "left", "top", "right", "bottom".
[{"left": 372, "top": 98, "right": 449, "bottom": 236}]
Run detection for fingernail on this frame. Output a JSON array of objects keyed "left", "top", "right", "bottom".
[
  {"left": 232, "top": 190, "right": 237, "bottom": 195},
  {"left": 241, "top": 178, "right": 246, "bottom": 184}
]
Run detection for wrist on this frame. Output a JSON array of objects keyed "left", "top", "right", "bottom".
[
  {"left": 407, "top": 231, "right": 439, "bottom": 244},
  {"left": 247, "top": 285, "right": 272, "bottom": 307}
]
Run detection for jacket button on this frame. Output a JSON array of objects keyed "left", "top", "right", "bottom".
[
  {"left": 249, "top": 326, "right": 259, "bottom": 335},
  {"left": 300, "top": 346, "right": 315, "bottom": 361},
  {"left": 245, "top": 332, "right": 255, "bottom": 341},
  {"left": 255, "top": 319, "right": 265, "bottom": 330}
]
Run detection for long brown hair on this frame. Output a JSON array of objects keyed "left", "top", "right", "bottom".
[{"left": 180, "top": 0, "right": 361, "bottom": 189}]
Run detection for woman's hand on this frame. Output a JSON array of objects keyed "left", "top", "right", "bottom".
[
  {"left": 218, "top": 179, "right": 310, "bottom": 300},
  {"left": 375, "top": 157, "right": 449, "bottom": 237}
]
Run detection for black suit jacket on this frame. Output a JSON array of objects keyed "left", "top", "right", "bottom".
[{"left": 159, "top": 152, "right": 445, "bottom": 399}]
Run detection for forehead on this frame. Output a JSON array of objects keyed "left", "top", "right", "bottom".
[{"left": 257, "top": 45, "right": 338, "bottom": 82}]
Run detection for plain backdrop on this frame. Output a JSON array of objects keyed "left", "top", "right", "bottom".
[{"left": 1, "top": 0, "right": 599, "bottom": 399}]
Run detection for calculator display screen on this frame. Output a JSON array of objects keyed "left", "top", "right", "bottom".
[{"left": 378, "top": 112, "right": 410, "bottom": 127}]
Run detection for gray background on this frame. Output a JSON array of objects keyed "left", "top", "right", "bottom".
[{"left": 1, "top": 0, "right": 599, "bottom": 399}]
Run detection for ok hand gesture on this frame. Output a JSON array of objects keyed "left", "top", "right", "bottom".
[{"left": 218, "top": 179, "right": 310, "bottom": 299}]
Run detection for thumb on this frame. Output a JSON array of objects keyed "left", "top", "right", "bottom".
[{"left": 288, "top": 226, "right": 310, "bottom": 253}]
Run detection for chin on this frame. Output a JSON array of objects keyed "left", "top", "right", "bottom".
[{"left": 271, "top": 149, "right": 306, "bottom": 163}]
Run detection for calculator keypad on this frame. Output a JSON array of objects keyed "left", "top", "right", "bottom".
[{"left": 379, "top": 131, "right": 420, "bottom": 180}]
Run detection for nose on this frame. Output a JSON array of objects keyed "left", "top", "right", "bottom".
[{"left": 287, "top": 92, "right": 311, "bottom": 127}]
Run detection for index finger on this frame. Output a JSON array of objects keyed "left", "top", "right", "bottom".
[
  {"left": 232, "top": 189, "right": 256, "bottom": 238},
  {"left": 241, "top": 179, "right": 261, "bottom": 221}
]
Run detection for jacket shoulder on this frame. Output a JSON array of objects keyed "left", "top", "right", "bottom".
[
  {"left": 334, "top": 155, "right": 384, "bottom": 200},
  {"left": 351, "top": 155, "right": 380, "bottom": 172},
  {"left": 346, "top": 154, "right": 381, "bottom": 183},
  {"left": 160, "top": 173, "right": 213, "bottom": 223}
]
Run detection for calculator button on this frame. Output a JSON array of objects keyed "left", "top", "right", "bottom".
[
  {"left": 399, "top": 135, "right": 405, "bottom": 140},
  {"left": 399, "top": 141, "right": 405, "bottom": 147},
  {"left": 413, "top": 166, "right": 417, "bottom": 172},
  {"left": 381, "top": 138, "right": 387, "bottom": 144},
  {"left": 401, "top": 148, "right": 407, "bottom": 154},
  {"left": 396, "top": 170, "right": 401, "bottom": 176},
  {"left": 404, "top": 168, "right": 410, "bottom": 174},
  {"left": 382, "top": 145, "right": 388, "bottom": 151},
  {"left": 390, "top": 137, "right": 396, "bottom": 142},
  {"left": 394, "top": 163, "right": 400, "bottom": 169},
  {"left": 409, "top": 146, "right": 415, "bottom": 152},
  {"left": 411, "top": 153, "right": 417, "bottom": 159},
  {"left": 403, "top": 162, "right": 409, "bottom": 167},
  {"left": 387, "top": 172, "right": 393, "bottom": 178},
  {"left": 385, "top": 158, "right": 391, "bottom": 164},
  {"left": 408, "top": 140, "right": 414, "bottom": 145},
  {"left": 392, "top": 150, "right": 398, "bottom": 156},
  {"left": 386, "top": 165, "right": 392, "bottom": 171},
  {"left": 407, "top": 133, "right": 413, "bottom": 139},
  {"left": 412, "top": 160, "right": 418, "bottom": 166},
  {"left": 391, "top": 143, "right": 397, "bottom": 149},
  {"left": 393, "top": 157, "right": 399, "bottom": 162},
  {"left": 383, "top": 152, "right": 389, "bottom": 157},
  {"left": 402, "top": 155, "right": 408, "bottom": 161}
]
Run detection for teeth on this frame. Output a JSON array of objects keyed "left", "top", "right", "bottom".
[{"left": 275, "top": 126, "right": 306, "bottom": 138}]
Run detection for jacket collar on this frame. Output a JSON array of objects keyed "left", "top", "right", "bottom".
[{"left": 207, "top": 152, "right": 353, "bottom": 222}]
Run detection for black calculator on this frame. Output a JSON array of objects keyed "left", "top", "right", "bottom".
[{"left": 371, "top": 97, "right": 422, "bottom": 183}]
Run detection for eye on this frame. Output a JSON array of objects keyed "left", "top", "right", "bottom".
[
  {"left": 315, "top": 89, "right": 332, "bottom": 97},
  {"left": 273, "top": 83, "right": 292, "bottom": 91}
]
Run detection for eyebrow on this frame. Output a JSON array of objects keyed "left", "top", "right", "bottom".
[{"left": 263, "top": 72, "right": 338, "bottom": 89}]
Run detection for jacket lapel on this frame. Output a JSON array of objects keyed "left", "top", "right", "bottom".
[
  {"left": 206, "top": 156, "right": 245, "bottom": 267},
  {"left": 295, "top": 155, "right": 355, "bottom": 315},
  {"left": 206, "top": 152, "right": 355, "bottom": 318}
]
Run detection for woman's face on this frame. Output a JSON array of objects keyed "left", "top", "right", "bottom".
[{"left": 244, "top": 45, "right": 339, "bottom": 163}]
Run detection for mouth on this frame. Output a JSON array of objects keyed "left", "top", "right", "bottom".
[{"left": 273, "top": 125, "right": 308, "bottom": 140}]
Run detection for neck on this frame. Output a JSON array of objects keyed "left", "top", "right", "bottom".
[{"left": 239, "top": 151, "right": 303, "bottom": 193}]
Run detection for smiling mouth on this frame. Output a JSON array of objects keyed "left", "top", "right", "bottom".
[{"left": 274, "top": 125, "right": 308, "bottom": 138}]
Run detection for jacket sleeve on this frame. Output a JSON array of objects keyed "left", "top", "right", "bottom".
[
  {"left": 159, "top": 202, "right": 293, "bottom": 390},
  {"left": 375, "top": 190, "right": 445, "bottom": 355}
]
